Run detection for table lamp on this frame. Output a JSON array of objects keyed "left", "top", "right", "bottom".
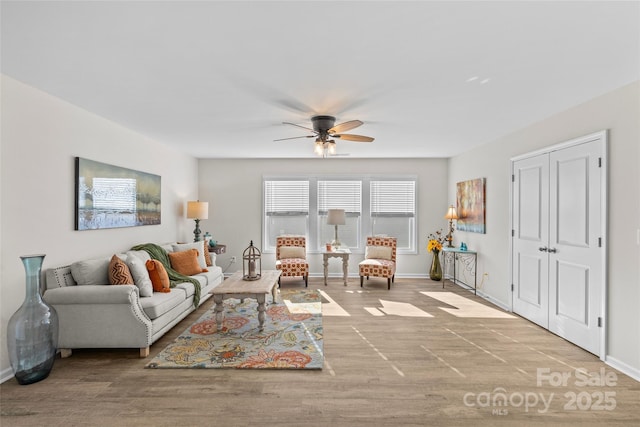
[
  {"left": 327, "top": 209, "right": 346, "bottom": 249},
  {"left": 187, "top": 200, "right": 209, "bottom": 242},
  {"left": 444, "top": 205, "right": 459, "bottom": 247}
]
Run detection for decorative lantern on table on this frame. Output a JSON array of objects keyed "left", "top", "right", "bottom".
[{"left": 242, "top": 240, "right": 261, "bottom": 281}]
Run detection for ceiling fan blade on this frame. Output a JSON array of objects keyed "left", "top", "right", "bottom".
[
  {"left": 328, "top": 120, "right": 363, "bottom": 134},
  {"left": 273, "top": 135, "right": 316, "bottom": 142},
  {"left": 283, "top": 122, "right": 316, "bottom": 133},
  {"left": 333, "top": 134, "right": 375, "bottom": 142}
]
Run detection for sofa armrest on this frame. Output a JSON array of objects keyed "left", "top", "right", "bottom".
[
  {"left": 43, "top": 285, "right": 153, "bottom": 352},
  {"left": 44, "top": 284, "right": 139, "bottom": 305}
]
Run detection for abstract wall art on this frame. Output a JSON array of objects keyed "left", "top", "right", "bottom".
[
  {"left": 75, "top": 157, "right": 161, "bottom": 230},
  {"left": 456, "top": 178, "right": 486, "bottom": 234}
]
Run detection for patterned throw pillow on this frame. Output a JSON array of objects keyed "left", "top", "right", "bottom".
[
  {"left": 203, "top": 244, "right": 213, "bottom": 267},
  {"left": 145, "top": 259, "right": 171, "bottom": 293},
  {"left": 108, "top": 255, "right": 134, "bottom": 285},
  {"left": 168, "top": 249, "right": 207, "bottom": 276}
]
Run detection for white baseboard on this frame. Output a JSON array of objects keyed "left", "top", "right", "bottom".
[
  {"left": 0, "top": 367, "right": 15, "bottom": 384},
  {"left": 605, "top": 355, "right": 640, "bottom": 383}
]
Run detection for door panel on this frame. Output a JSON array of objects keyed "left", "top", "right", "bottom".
[
  {"left": 520, "top": 167, "right": 543, "bottom": 240},
  {"left": 555, "top": 260, "right": 589, "bottom": 324},
  {"left": 556, "top": 156, "right": 589, "bottom": 247},
  {"left": 548, "top": 140, "right": 602, "bottom": 354},
  {"left": 517, "top": 254, "right": 542, "bottom": 306},
  {"left": 512, "top": 154, "right": 549, "bottom": 328}
]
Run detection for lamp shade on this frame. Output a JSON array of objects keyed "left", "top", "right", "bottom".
[
  {"left": 444, "top": 205, "right": 458, "bottom": 220},
  {"left": 187, "top": 201, "right": 209, "bottom": 219},
  {"left": 327, "top": 209, "right": 346, "bottom": 225}
]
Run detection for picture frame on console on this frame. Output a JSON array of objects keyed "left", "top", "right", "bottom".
[{"left": 74, "top": 157, "right": 161, "bottom": 230}]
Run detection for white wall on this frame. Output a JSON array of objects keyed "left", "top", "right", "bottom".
[
  {"left": 448, "top": 81, "right": 640, "bottom": 379},
  {"left": 197, "top": 158, "right": 449, "bottom": 278},
  {"left": 0, "top": 75, "right": 199, "bottom": 380}
]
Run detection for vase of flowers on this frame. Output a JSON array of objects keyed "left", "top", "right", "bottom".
[{"left": 427, "top": 230, "right": 445, "bottom": 281}]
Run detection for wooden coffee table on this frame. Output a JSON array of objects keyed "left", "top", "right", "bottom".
[{"left": 211, "top": 270, "right": 281, "bottom": 331}]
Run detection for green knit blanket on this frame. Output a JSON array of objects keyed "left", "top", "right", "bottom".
[{"left": 131, "top": 243, "right": 201, "bottom": 307}]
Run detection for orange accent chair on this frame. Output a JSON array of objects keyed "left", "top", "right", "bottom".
[
  {"left": 359, "top": 236, "right": 397, "bottom": 290},
  {"left": 275, "top": 236, "right": 309, "bottom": 287}
]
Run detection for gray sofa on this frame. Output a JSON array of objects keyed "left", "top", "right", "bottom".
[{"left": 43, "top": 243, "right": 223, "bottom": 358}]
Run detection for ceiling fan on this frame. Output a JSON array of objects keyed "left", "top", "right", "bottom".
[{"left": 274, "top": 115, "right": 374, "bottom": 157}]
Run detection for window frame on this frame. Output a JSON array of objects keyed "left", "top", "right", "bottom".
[{"left": 263, "top": 174, "right": 418, "bottom": 254}]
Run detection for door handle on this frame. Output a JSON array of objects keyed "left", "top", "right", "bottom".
[
  {"left": 548, "top": 248, "right": 557, "bottom": 253},
  {"left": 538, "top": 247, "right": 548, "bottom": 252}
]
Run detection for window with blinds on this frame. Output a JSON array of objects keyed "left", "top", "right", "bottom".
[
  {"left": 318, "top": 180, "right": 362, "bottom": 250},
  {"left": 264, "top": 180, "right": 309, "bottom": 249},
  {"left": 264, "top": 180, "right": 309, "bottom": 216},
  {"left": 370, "top": 180, "right": 416, "bottom": 250},
  {"left": 371, "top": 181, "right": 416, "bottom": 217},
  {"left": 263, "top": 176, "right": 417, "bottom": 253}
]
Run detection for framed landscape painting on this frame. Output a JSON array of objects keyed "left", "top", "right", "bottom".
[
  {"left": 456, "top": 178, "right": 486, "bottom": 234},
  {"left": 75, "top": 157, "right": 161, "bottom": 230}
]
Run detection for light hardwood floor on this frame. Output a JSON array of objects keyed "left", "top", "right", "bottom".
[{"left": 1, "top": 278, "right": 639, "bottom": 426}]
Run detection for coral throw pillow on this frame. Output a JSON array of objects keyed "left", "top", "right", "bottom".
[
  {"left": 108, "top": 255, "right": 134, "bottom": 285},
  {"left": 145, "top": 259, "right": 171, "bottom": 293},
  {"left": 169, "top": 249, "right": 207, "bottom": 276}
]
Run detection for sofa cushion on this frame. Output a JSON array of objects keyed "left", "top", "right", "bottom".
[
  {"left": 172, "top": 242, "right": 207, "bottom": 269},
  {"left": 108, "top": 255, "right": 134, "bottom": 285},
  {"left": 145, "top": 260, "right": 171, "bottom": 293},
  {"left": 71, "top": 257, "right": 110, "bottom": 286},
  {"left": 139, "top": 288, "right": 187, "bottom": 320},
  {"left": 174, "top": 268, "right": 221, "bottom": 300},
  {"left": 124, "top": 254, "right": 153, "bottom": 297},
  {"left": 169, "top": 249, "right": 207, "bottom": 276}
]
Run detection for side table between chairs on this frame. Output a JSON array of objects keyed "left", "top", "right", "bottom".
[{"left": 323, "top": 249, "right": 351, "bottom": 286}]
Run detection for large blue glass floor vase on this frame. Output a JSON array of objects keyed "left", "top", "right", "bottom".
[{"left": 7, "top": 254, "right": 59, "bottom": 385}]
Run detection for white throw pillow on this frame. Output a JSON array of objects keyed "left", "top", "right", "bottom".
[
  {"left": 365, "top": 245, "right": 393, "bottom": 261},
  {"left": 279, "top": 246, "right": 306, "bottom": 259},
  {"left": 126, "top": 250, "right": 151, "bottom": 263},
  {"left": 124, "top": 253, "right": 154, "bottom": 297},
  {"left": 172, "top": 242, "right": 207, "bottom": 269},
  {"left": 70, "top": 257, "right": 111, "bottom": 286}
]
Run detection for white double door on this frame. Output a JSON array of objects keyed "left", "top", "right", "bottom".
[{"left": 512, "top": 133, "right": 605, "bottom": 356}]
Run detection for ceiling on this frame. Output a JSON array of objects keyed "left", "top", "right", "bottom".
[{"left": 2, "top": 1, "right": 639, "bottom": 159}]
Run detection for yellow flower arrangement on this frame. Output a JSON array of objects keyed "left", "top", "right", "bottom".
[
  {"left": 427, "top": 239, "right": 442, "bottom": 253},
  {"left": 427, "top": 229, "right": 446, "bottom": 253}
]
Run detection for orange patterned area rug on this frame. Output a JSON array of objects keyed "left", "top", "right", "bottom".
[{"left": 145, "top": 289, "right": 323, "bottom": 369}]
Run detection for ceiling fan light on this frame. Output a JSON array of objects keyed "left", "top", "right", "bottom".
[
  {"left": 314, "top": 140, "right": 324, "bottom": 156},
  {"left": 328, "top": 140, "right": 336, "bottom": 155}
]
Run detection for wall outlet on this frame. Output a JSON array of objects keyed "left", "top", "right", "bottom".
[{"left": 230, "top": 256, "right": 236, "bottom": 263}]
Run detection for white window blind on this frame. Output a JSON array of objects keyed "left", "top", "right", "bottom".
[
  {"left": 317, "top": 180, "right": 362, "bottom": 215},
  {"left": 264, "top": 180, "right": 309, "bottom": 216},
  {"left": 371, "top": 181, "right": 416, "bottom": 217}
]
